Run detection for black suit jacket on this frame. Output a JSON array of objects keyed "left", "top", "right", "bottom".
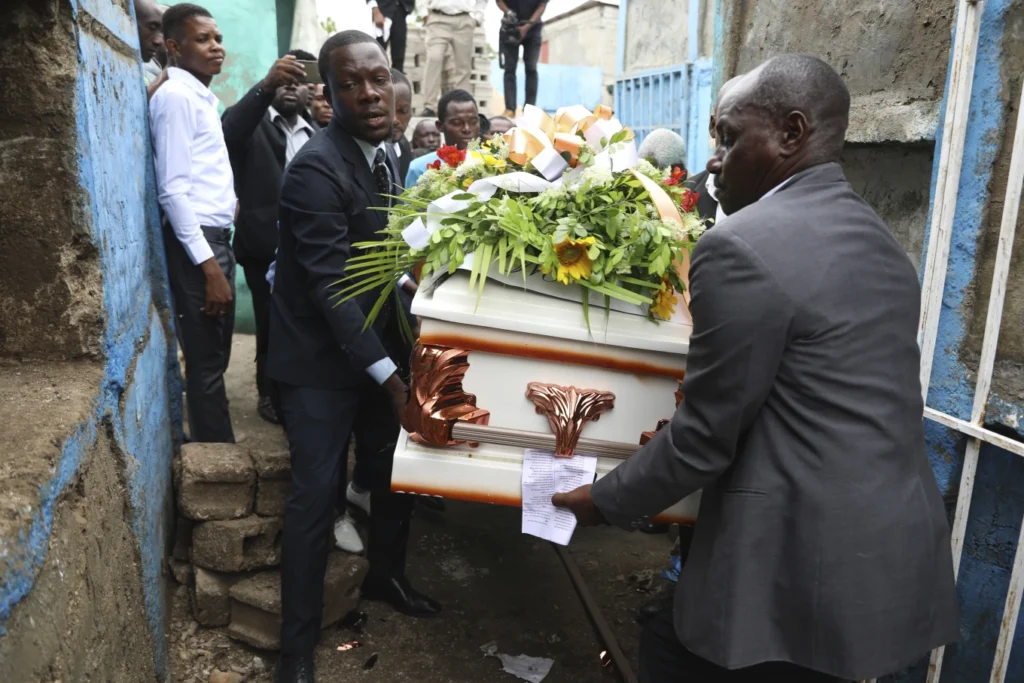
[
  {"left": 222, "top": 83, "right": 319, "bottom": 264},
  {"left": 396, "top": 136, "right": 412, "bottom": 184},
  {"left": 368, "top": 0, "right": 414, "bottom": 16},
  {"left": 267, "top": 121, "right": 410, "bottom": 389},
  {"left": 684, "top": 169, "right": 719, "bottom": 225}
]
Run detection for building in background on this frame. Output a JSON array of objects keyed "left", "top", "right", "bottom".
[{"left": 539, "top": 0, "right": 618, "bottom": 107}]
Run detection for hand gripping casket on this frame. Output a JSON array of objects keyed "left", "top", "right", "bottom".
[{"left": 392, "top": 270, "right": 700, "bottom": 525}]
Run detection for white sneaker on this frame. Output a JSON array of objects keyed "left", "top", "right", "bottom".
[
  {"left": 346, "top": 481, "right": 371, "bottom": 516},
  {"left": 333, "top": 512, "right": 364, "bottom": 554}
]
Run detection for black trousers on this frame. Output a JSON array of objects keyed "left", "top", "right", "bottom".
[
  {"left": 164, "top": 222, "right": 236, "bottom": 443},
  {"left": 502, "top": 28, "right": 542, "bottom": 112},
  {"left": 278, "top": 381, "right": 414, "bottom": 656},
  {"left": 241, "top": 258, "right": 274, "bottom": 400},
  {"left": 639, "top": 605, "right": 839, "bottom": 683},
  {"left": 378, "top": 8, "right": 409, "bottom": 73}
]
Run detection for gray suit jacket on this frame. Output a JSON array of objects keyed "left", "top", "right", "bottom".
[{"left": 592, "top": 163, "right": 959, "bottom": 680}]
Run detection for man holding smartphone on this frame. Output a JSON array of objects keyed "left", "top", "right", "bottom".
[
  {"left": 221, "top": 50, "right": 318, "bottom": 425},
  {"left": 497, "top": 0, "right": 547, "bottom": 118}
]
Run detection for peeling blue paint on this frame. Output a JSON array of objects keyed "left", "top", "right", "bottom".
[
  {"left": 0, "top": 1, "right": 180, "bottom": 679},
  {"left": 904, "top": 0, "right": 1024, "bottom": 681}
]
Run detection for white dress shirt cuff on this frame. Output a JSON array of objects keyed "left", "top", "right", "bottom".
[
  {"left": 181, "top": 229, "right": 215, "bottom": 265},
  {"left": 398, "top": 273, "right": 412, "bottom": 287},
  {"left": 368, "top": 0, "right": 378, "bottom": 7},
  {"left": 367, "top": 357, "right": 398, "bottom": 385}
]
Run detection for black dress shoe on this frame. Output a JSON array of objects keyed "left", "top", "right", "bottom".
[
  {"left": 362, "top": 575, "right": 442, "bottom": 617},
  {"left": 636, "top": 597, "right": 673, "bottom": 625},
  {"left": 258, "top": 396, "right": 281, "bottom": 425},
  {"left": 276, "top": 654, "right": 315, "bottom": 683}
]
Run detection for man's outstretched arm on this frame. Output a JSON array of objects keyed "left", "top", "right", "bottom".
[{"left": 555, "top": 227, "right": 793, "bottom": 528}]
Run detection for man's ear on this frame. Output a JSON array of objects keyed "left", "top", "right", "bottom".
[
  {"left": 165, "top": 37, "right": 181, "bottom": 60},
  {"left": 778, "top": 110, "right": 810, "bottom": 157}
]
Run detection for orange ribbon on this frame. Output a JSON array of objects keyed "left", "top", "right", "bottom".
[
  {"left": 629, "top": 169, "right": 693, "bottom": 312},
  {"left": 504, "top": 104, "right": 623, "bottom": 169}
]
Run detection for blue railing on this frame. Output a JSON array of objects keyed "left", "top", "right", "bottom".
[{"left": 614, "top": 57, "right": 714, "bottom": 175}]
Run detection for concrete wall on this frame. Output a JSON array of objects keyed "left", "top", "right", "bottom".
[
  {"left": 713, "top": 1, "right": 1024, "bottom": 681},
  {"left": 621, "top": 0, "right": 690, "bottom": 73},
  {"left": 0, "top": 0, "right": 179, "bottom": 680},
  {"left": 543, "top": 3, "right": 620, "bottom": 106}
]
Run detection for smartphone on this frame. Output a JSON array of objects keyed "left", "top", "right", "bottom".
[{"left": 297, "top": 59, "right": 321, "bottom": 85}]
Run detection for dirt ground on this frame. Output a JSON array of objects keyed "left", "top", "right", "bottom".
[{"left": 168, "top": 334, "right": 678, "bottom": 683}]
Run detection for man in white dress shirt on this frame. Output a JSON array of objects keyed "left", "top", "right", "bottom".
[
  {"left": 150, "top": 3, "right": 237, "bottom": 443},
  {"left": 418, "top": 0, "right": 487, "bottom": 116}
]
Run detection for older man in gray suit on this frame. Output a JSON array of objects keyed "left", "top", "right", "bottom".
[{"left": 554, "top": 54, "right": 960, "bottom": 682}]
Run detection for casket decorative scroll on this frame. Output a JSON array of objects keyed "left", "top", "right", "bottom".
[
  {"left": 525, "top": 382, "right": 616, "bottom": 457},
  {"left": 405, "top": 344, "right": 490, "bottom": 446}
]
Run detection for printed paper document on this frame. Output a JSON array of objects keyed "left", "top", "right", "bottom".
[{"left": 521, "top": 449, "right": 598, "bottom": 546}]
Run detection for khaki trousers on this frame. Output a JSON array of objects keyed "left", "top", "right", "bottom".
[{"left": 422, "top": 11, "right": 476, "bottom": 112}]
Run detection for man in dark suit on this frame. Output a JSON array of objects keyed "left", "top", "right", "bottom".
[
  {"left": 390, "top": 69, "right": 414, "bottom": 181},
  {"left": 555, "top": 54, "right": 959, "bottom": 682},
  {"left": 223, "top": 50, "right": 316, "bottom": 425},
  {"left": 369, "top": 0, "right": 414, "bottom": 72},
  {"left": 268, "top": 31, "right": 440, "bottom": 683}
]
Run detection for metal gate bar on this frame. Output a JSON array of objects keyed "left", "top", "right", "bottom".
[{"left": 865, "top": 2, "right": 988, "bottom": 683}]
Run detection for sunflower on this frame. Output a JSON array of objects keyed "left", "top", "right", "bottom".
[
  {"left": 553, "top": 236, "right": 596, "bottom": 284},
  {"left": 651, "top": 276, "right": 676, "bottom": 320}
]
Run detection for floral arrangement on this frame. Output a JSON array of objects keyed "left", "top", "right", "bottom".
[{"left": 338, "top": 105, "right": 706, "bottom": 330}]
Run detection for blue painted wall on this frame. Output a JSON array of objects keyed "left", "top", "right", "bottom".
[
  {"left": 913, "top": 1, "right": 1024, "bottom": 681},
  {"left": 491, "top": 60, "right": 607, "bottom": 113},
  {"left": 0, "top": 0, "right": 180, "bottom": 678}
]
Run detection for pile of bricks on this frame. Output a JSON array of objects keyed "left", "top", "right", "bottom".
[{"left": 169, "top": 444, "right": 368, "bottom": 650}]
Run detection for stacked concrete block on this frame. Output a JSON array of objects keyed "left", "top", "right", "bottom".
[
  {"left": 179, "top": 443, "right": 255, "bottom": 520},
  {"left": 252, "top": 450, "right": 291, "bottom": 517},
  {"left": 403, "top": 24, "right": 491, "bottom": 114},
  {"left": 171, "top": 443, "right": 368, "bottom": 648},
  {"left": 226, "top": 552, "right": 368, "bottom": 650}
]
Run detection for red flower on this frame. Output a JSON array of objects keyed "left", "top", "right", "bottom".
[
  {"left": 436, "top": 144, "right": 467, "bottom": 168},
  {"left": 426, "top": 160, "right": 442, "bottom": 171},
  {"left": 663, "top": 166, "right": 687, "bottom": 187},
  {"left": 680, "top": 189, "right": 699, "bottom": 213}
]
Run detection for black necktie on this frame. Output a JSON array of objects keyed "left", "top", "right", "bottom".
[{"left": 372, "top": 148, "right": 391, "bottom": 202}]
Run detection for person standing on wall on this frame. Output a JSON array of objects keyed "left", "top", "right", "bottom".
[
  {"left": 496, "top": 0, "right": 546, "bottom": 118},
  {"left": 221, "top": 50, "right": 317, "bottom": 425},
  {"left": 150, "top": 3, "right": 237, "bottom": 444},
  {"left": 417, "top": 0, "right": 486, "bottom": 116},
  {"left": 367, "top": 0, "right": 415, "bottom": 72},
  {"left": 268, "top": 30, "right": 441, "bottom": 683}
]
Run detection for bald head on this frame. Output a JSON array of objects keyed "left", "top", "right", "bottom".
[
  {"left": 707, "top": 54, "right": 850, "bottom": 215},
  {"left": 744, "top": 54, "right": 850, "bottom": 159}
]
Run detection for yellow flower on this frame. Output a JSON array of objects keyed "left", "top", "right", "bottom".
[
  {"left": 651, "top": 277, "right": 676, "bottom": 320},
  {"left": 553, "top": 236, "right": 596, "bottom": 284},
  {"left": 463, "top": 177, "right": 474, "bottom": 190},
  {"left": 483, "top": 154, "right": 506, "bottom": 172}
]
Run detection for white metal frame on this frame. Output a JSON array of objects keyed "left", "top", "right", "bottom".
[{"left": 900, "top": 0, "right": 1024, "bottom": 681}]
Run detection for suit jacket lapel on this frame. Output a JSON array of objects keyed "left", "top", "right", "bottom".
[{"left": 327, "top": 122, "right": 388, "bottom": 231}]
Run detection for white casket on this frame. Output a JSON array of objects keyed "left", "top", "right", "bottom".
[{"left": 392, "top": 270, "right": 700, "bottom": 525}]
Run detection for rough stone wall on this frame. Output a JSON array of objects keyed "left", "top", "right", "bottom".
[
  {"left": 0, "top": 0, "right": 179, "bottom": 680},
  {"left": 0, "top": 0, "right": 103, "bottom": 359},
  {"left": 622, "top": 0, "right": 691, "bottom": 73},
  {"left": 715, "top": 0, "right": 954, "bottom": 267}
]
